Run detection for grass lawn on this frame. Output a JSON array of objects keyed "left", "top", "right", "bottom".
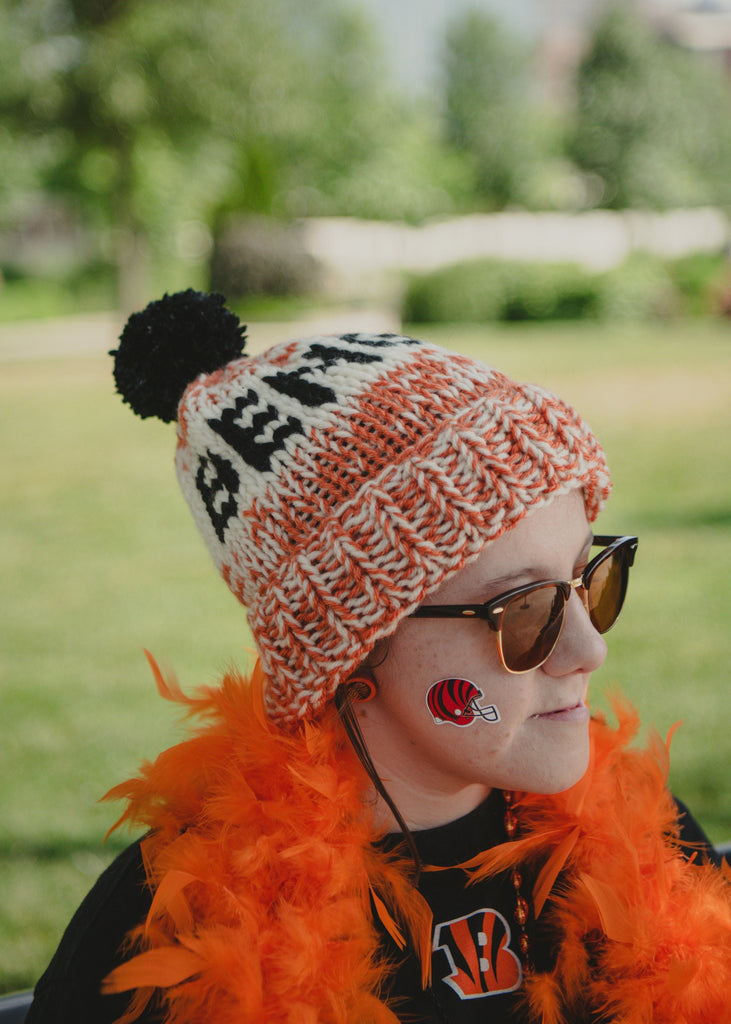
[{"left": 1, "top": 316, "right": 730, "bottom": 993}]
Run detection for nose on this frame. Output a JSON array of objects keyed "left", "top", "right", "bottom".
[{"left": 542, "top": 590, "right": 607, "bottom": 678}]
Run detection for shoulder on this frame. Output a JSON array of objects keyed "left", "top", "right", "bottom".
[
  {"left": 674, "top": 795, "right": 724, "bottom": 868},
  {"left": 26, "top": 838, "right": 154, "bottom": 1024}
]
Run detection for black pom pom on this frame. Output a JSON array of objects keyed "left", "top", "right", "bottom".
[{"left": 111, "top": 289, "right": 247, "bottom": 422}]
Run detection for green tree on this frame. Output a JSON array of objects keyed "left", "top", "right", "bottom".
[
  {"left": 570, "top": 2, "right": 731, "bottom": 209},
  {"left": 440, "top": 10, "right": 552, "bottom": 209}
]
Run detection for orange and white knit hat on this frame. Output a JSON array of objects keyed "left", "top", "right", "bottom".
[{"left": 113, "top": 290, "right": 611, "bottom": 722}]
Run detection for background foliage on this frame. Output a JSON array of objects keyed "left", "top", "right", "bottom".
[
  {"left": 570, "top": 4, "right": 731, "bottom": 209},
  {"left": 3, "top": 1, "right": 731, "bottom": 309},
  {"left": 441, "top": 11, "right": 552, "bottom": 209},
  {"left": 0, "top": 0, "right": 445, "bottom": 305},
  {"left": 402, "top": 251, "right": 731, "bottom": 324}
]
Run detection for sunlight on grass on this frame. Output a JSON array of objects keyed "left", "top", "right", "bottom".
[{"left": 2, "top": 319, "right": 730, "bottom": 991}]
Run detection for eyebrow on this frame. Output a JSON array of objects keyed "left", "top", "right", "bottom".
[{"left": 464, "top": 531, "right": 596, "bottom": 599}]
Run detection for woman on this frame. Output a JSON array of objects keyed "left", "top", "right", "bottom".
[{"left": 27, "top": 290, "right": 730, "bottom": 1024}]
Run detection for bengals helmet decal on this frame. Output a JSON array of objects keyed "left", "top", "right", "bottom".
[{"left": 426, "top": 678, "right": 500, "bottom": 727}]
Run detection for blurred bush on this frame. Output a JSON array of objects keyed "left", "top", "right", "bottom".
[
  {"left": 403, "top": 260, "right": 597, "bottom": 323},
  {"left": 402, "top": 251, "right": 730, "bottom": 324},
  {"left": 666, "top": 252, "right": 731, "bottom": 316},
  {"left": 0, "top": 256, "right": 116, "bottom": 321},
  {"left": 596, "top": 255, "right": 677, "bottom": 320}
]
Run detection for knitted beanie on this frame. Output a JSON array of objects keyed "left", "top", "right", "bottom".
[{"left": 113, "top": 290, "right": 611, "bottom": 723}]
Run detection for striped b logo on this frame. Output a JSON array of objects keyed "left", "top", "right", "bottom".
[{"left": 433, "top": 908, "right": 522, "bottom": 999}]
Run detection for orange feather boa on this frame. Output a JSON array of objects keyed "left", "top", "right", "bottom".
[{"left": 103, "top": 655, "right": 731, "bottom": 1023}]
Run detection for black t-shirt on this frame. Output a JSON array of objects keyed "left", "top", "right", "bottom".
[
  {"left": 378, "top": 788, "right": 573, "bottom": 1024},
  {"left": 26, "top": 795, "right": 721, "bottom": 1024}
]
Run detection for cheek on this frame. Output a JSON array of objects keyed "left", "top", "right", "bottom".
[
  {"left": 376, "top": 624, "right": 529, "bottom": 733},
  {"left": 385, "top": 620, "right": 505, "bottom": 679}
]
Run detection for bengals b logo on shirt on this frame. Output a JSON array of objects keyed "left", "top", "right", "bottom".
[{"left": 433, "top": 908, "right": 522, "bottom": 999}]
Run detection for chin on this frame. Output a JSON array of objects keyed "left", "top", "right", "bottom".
[
  {"left": 549, "top": 757, "right": 590, "bottom": 795},
  {"left": 520, "top": 745, "right": 591, "bottom": 796}
]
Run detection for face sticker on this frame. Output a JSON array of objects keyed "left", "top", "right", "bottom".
[{"left": 426, "top": 678, "right": 500, "bottom": 727}]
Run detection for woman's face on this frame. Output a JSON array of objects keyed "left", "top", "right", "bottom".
[{"left": 358, "top": 490, "right": 608, "bottom": 829}]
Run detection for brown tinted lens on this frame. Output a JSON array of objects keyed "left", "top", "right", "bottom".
[
  {"left": 500, "top": 584, "right": 566, "bottom": 672},
  {"left": 587, "top": 549, "right": 626, "bottom": 633}
]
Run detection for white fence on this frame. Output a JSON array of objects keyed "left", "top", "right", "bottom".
[{"left": 299, "top": 208, "right": 730, "bottom": 298}]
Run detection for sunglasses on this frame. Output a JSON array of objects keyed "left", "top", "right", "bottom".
[{"left": 410, "top": 535, "right": 638, "bottom": 673}]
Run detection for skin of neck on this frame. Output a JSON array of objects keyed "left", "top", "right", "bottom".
[{"left": 360, "top": 741, "right": 492, "bottom": 833}]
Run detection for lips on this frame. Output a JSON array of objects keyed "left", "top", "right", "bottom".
[{"left": 531, "top": 702, "right": 590, "bottom": 722}]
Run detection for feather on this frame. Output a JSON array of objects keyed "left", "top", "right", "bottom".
[
  {"left": 522, "top": 971, "right": 563, "bottom": 1024},
  {"left": 532, "top": 826, "right": 580, "bottom": 918},
  {"left": 369, "top": 886, "right": 406, "bottom": 950},
  {"left": 666, "top": 955, "right": 700, "bottom": 995},
  {"left": 104, "top": 946, "right": 204, "bottom": 991},
  {"left": 249, "top": 657, "right": 270, "bottom": 730},
  {"left": 578, "top": 872, "right": 635, "bottom": 944},
  {"left": 145, "top": 870, "right": 197, "bottom": 934},
  {"left": 144, "top": 649, "right": 185, "bottom": 703},
  {"left": 105, "top": 987, "right": 155, "bottom": 1024}
]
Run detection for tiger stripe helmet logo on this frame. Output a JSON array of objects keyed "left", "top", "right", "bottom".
[{"left": 426, "top": 678, "right": 500, "bottom": 727}]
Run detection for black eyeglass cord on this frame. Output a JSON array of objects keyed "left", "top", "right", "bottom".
[{"left": 334, "top": 687, "right": 423, "bottom": 881}]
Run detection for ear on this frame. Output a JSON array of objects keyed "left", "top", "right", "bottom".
[{"left": 344, "top": 675, "right": 377, "bottom": 703}]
